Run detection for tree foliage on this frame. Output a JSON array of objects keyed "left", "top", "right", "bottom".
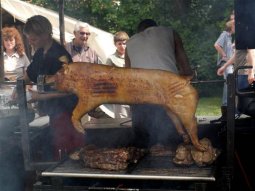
[{"left": 26, "top": 0, "right": 234, "bottom": 96}]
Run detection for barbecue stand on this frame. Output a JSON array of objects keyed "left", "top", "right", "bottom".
[
  {"left": 13, "top": 78, "right": 225, "bottom": 190},
  {"left": 34, "top": 112, "right": 224, "bottom": 191},
  {"left": 30, "top": 79, "right": 226, "bottom": 191},
  {"left": 16, "top": 80, "right": 58, "bottom": 170},
  {"left": 224, "top": 66, "right": 255, "bottom": 191},
  {"left": 16, "top": 69, "right": 249, "bottom": 191},
  {"left": 36, "top": 154, "right": 216, "bottom": 191}
]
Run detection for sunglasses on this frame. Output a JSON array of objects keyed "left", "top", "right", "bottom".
[{"left": 79, "top": 32, "right": 90, "bottom": 36}]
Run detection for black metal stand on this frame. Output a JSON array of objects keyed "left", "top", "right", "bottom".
[
  {"left": 16, "top": 80, "right": 32, "bottom": 170},
  {"left": 16, "top": 80, "right": 57, "bottom": 171},
  {"left": 225, "top": 73, "right": 236, "bottom": 191},
  {"left": 224, "top": 66, "right": 255, "bottom": 191}
]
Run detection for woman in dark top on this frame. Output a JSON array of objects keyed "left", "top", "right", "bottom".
[{"left": 23, "top": 15, "right": 84, "bottom": 160}]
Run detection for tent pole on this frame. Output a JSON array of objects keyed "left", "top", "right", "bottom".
[
  {"left": 0, "top": 1, "right": 4, "bottom": 82},
  {"left": 59, "top": 0, "right": 65, "bottom": 46}
]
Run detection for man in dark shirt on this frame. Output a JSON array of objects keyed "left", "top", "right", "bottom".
[{"left": 23, "top": 15, "right": 84, "bottom": 160}]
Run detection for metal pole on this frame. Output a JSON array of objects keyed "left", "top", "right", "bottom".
[
  {"left": 226, "top": 74, "right": 235, "bottom": 167},
  {"left": 17, "top": 79, "right": 32, "bottom": 171},
  {"left": 59, "top": 0, "right": 65, "bottom": 46},
  {"left": 225, "top": 73, "right": 235, "bottom": 191},
  {"left": 0, "top": 0, "right": 5, "bottom": 82}
]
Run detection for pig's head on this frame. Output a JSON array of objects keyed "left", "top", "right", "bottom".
[
  {"left": 48, "top": 55, "right": 77, "bottom": 93},
  {"left": 54, "top": 64, "right": 74, "bottom": 93}
]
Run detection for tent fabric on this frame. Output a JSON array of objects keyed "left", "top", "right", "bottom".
[{"left": 1, "top": 0, "right": 117, "bottom": 118}]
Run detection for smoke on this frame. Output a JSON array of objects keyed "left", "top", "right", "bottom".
[
  {"left": 85, "top": 125, "right": 135, "bottom": 148},
  {"left": 131, "top": 104, "right": 182, "bottom": 148},
  {"left": 0, "top": 144, "right": 26, "bottom": 191},
  {"left": 82, "top": 103, "right": 183, "bottom": 149}
]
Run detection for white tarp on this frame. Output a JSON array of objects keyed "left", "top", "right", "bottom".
[{"left": 1, "top": 0, "right": 118, "bottom": 118}]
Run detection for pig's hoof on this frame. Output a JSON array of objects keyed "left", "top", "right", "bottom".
[
  {"left": 77, "top": 127, "right": 85, "bottom": 134},
  {"left": 195, "top": 143, "right": 207, "bottom": 152},
  {"left": 182, "top": 134, "right": 190, "bottom": 144},
  {"left": 73, "top": 122, "right": 85, "bottom": 134}
]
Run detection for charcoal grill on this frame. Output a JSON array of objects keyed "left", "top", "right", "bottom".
[
  {"left": 36, "top": 154, "right": 216, "bottom": 191},
  {"left": 34, "top": 117, "right": 219, "bottom": 191},
  {"left": 42, "top": 155, "right": 216, "bottom": 181}
]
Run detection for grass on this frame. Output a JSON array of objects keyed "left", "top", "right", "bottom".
[{"left": 196, "top": 96, "right": 221, "bottom": 116}]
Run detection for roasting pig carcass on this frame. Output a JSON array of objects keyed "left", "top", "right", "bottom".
[{"left": 51, "top": 59, "right": 205, "bottom": 151}]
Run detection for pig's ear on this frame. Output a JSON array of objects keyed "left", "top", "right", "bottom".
[
  {"left": 63, "top": 64, "right": 69, "bottom": 74},
  {"left": 59, "top": 55, "right": 69, "bottom": 63},
  {"left": 63, "top": 64, "right": 68, "bottom": 70}
]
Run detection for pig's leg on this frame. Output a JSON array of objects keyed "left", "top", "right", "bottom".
[
  {"left": 178, "top": 114, "right": 205, "bottom": 151},
  {"left": 166, "top": 92, "right": 205, "bottom": 151},
  {"left": 72, "top": 99, "right": 96, "bottom": 134},
  {"left": 164, "top": 109, "right": 190, "bottom": 144}
]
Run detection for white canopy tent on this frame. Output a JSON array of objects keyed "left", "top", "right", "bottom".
[{"left": 1, "top": 0, "right": 119, "bottom": 118}]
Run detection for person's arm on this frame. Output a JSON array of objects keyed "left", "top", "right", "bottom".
[
  {"left": 23, "top": 71, "right": 32, "bottom": 84},
  {"left": 214, "top": 33, "right": 228, "bottom": 60},
  {"left": 173, "top": 30, "right": 193, "bottom": 77},
  {"left": 23, "top": 72, "right": 69, "bottom": 103},
  {"left": 214, "top": 43, "right": 227, "bottom": 60},
  {"left": 247, "top": 49, "right": 255, "bottom": 84},
  {"left": 27, "top": 88, "right": 69, "bottom": 103},
  {"left": 124, "top": 49, "right": 131, "bottom": 68},
  {"left": 217, "top": 53, "right": 235, "bottom": 76}
]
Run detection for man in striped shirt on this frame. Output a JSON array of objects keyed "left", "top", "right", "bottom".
[{"left": 214, "top": 20, "right": 235, "bottom": 122}]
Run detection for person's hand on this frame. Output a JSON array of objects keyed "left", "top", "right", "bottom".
[
  {"left": 11, "top": 88, "right": 18, "bottom": 101},
  {"left": 247, "top": 70, "right": 255, "bottom": 84},
  {"left": 5, "top": 88, "right": 18, "bottom": 107},
  {"left": 222, "top": 56, "right": 228, "bottom": 61},
  {"left": 27, "top": 88, "right": 42, "bottom": 103},
  {"left": 217, "top": 66, "right": 225, "bottom": 76},
  {"left": 45, "top": 75, "right": 55, "bottom": 84}
]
